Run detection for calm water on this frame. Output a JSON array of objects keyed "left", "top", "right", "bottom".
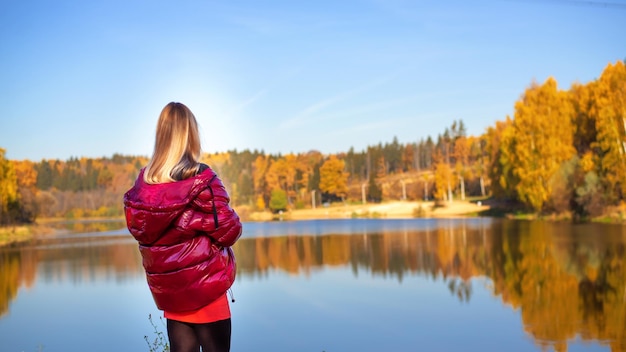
[{"left": 0, "top": 218, "right": 625, "bottom": 352}]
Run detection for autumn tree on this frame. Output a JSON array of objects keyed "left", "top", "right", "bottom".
[
  {"left": 298, "top": 151, "right": 324, "bottom": 206},
  {"left": 319, "top": 155, "right": 349, "bottom": 202},
  {"left": 266, "top": 158, "right": 290, "bottom": 202},
  {"left": 0, "top": 148, "right": 18, "bottom": 225},
  {"left": 12, "top": 160, "right": 38, "bottom": 222},
  {"left": 570, "top": 82, "right": 597, "bottom": 156},
  {"left": 433, "top": 161, "right": 453, "bottom": 202},
  {"left": 564, "top": 78, "right": 612, "bottom": 217},
  {"left": 504, "top": 78, "right": 576, "bottom": 211},
  {"left": 485, "top": 117, "right": 516, "bottom": 199},
  {"left": 590, "top": 61, "right": 626, "bottom": 201}
]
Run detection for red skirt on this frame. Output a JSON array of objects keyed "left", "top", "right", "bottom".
[{"left": 164, "top": 293, "right": 231, "bottom": 323}]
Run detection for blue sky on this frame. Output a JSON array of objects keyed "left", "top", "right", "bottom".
[{"left": 1, "top": 0, "right": 624, "bottom": 161}]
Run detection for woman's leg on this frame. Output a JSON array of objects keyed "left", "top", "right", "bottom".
[
  {"left": 193, "top": 318, "right": 231, "bottom": 352},
  {"left": 167, "top": 319, "right": 200, "bottom": 352}
]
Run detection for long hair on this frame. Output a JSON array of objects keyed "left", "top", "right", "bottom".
[{"left": 144, "top": 102, "right": 202, "bottom": 184}]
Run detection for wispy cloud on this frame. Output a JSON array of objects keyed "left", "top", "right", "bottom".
[
  {"left": 338, "top": 115, "right": 417, "bottom": 133},
  {"left": 303, "top": 93, "right": 425, "bottom": 123},
  {"left": 279, "top": 78, "right": 472, "bottom": 131},
  {"left": 224, "top": 65, "right": 303, "bottom": 118},
  {"left": 231, "top": 88, "right": 270, "bottom": 114},
  {"left": 278, "top": 72, "right": 401, "bottom": 130}
]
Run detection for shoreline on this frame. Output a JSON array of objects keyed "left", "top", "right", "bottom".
[
  {"left": 247, "top": 200, "right": 490, "bottom": 221},
  {"left": 2, "top": 200, "right": 623, "bottom": 246}
]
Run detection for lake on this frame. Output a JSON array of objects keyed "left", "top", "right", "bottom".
[{"left": 0, "top": 218, "right": 624, "bottom": 352}]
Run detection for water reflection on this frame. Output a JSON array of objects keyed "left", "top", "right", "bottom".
[
  {"left": 233, "top": 219, "right": 625, "bottom": 351},
  {"left": 1, "top": 219, "right": 625, "bottom": 351},
  {"left": 0, "top": 229, "right": 142, "bottom": 318},
  {"left": 489, "top": 221, "right": 626, "bottom": 351},
  {"left": 235, "top": 219, "right": 495, "bottom": 288}
]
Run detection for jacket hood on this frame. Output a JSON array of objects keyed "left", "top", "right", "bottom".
[{"left": 123, "top": 167, "right": 217, "bottom": 241}]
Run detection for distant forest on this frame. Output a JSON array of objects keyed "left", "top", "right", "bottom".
[{"left": 1, "top": 60, "right": 624, "bottom": 224}]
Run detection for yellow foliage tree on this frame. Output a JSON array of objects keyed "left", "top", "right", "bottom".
[
  {"left": 433, "top": 161, "right": 453, "bottom": 202},
  {"left": 507, "top": 78, "right": 576, "bottom": 211},
  {"left": 255, "top": 195, "right": 266, "bottom": 211},
  {"left": 590, "top": 61, "right": 626, "bottom": 200},
  {"left": 266, "top": 158, "right": 289, "bottom": 193},
  {"left": 0, "top": 148, "right": 19, "bottom": 223},
  {"left": 570, "top": 82, "right": 596, "bottom": 155},
  {"left": 283, "top": 154, "right": 300, "bottom": 200},
  {"left": 319, "top": 155, "right": 349, "bottom": 200},
  {"left": 296, "top": 152, "right": 322, "bottom": 191},
  {"left": 495, "top": 117, "right": 519, "bottom": 199},
  {"left": 252, "top": 155, "right": 269, "bottom": 197},
  {"left": 12, "top": 160, "right": 37, "bottom": 189}
]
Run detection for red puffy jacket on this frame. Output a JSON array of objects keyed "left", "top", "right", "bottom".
[{"left": 123, "top": 167, "right": 242, "bottom": 312}]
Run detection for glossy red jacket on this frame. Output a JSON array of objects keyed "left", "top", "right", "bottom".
[{"left": 123, "top": 167, "right": 242, "bottom": 312}]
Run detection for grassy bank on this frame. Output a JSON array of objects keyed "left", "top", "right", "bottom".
[{"left": 0, "top": 217, "right": 127, "bottom": 247}]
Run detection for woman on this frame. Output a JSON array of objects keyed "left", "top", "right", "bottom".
[{"left": 124, "top": 102, "right": 242, "bottom": 352}]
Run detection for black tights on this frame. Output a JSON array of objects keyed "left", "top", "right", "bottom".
[{"left": 166, "top": 318, "right": 231, "bottom": 352}]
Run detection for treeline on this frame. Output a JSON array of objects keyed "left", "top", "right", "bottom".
[
  {"left": 0, "top": 152, "right": 148, "bottom": 224},
  {"left": 0, "top": 60, "right": 624, "bottom": 224}
]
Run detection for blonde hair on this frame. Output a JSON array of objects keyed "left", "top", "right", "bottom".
[{"left": 144, "top": 102, "right": 202, "bottom": 184}]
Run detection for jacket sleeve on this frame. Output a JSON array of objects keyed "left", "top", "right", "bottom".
[{"left": 187, "top": 175, "right": 242, "bottom": 247}]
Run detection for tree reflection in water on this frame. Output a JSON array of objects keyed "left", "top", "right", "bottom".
[
  {"left": 233, "top": 219, "right": 626, "bottom": 351},
  {"left": 0, "top": 230, "right": 141, "bottom": 319}
]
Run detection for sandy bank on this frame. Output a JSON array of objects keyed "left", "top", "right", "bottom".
[{"left": 248, "top": 200, "right": 490, "bottom": 221}]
